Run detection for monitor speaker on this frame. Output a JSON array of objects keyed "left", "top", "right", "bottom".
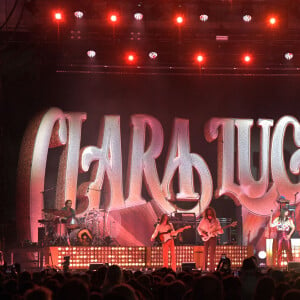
[
  {"left": 288, "top": 262, "right": 300, "bottom": 272},
  {"left": 182, "top": 262, "right": 196, "bottom": 272},
  {"left": 89, "top": 263, "right": 105, "bottom": 271}
]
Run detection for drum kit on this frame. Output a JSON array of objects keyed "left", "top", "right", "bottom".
[{"left": 38, "top": 208, "right": 110, "bottom": 246}]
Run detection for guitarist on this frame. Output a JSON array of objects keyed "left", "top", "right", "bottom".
[
  {"left": 197, "top": 207, "right": 223, "bottom": 271},
  {"left": 151, "top": 214, "right": 176, "bottom": 271}
]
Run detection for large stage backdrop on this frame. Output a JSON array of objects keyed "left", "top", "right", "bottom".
[{"left": 2, "top": 70, "right": 300, "bottom": 251}]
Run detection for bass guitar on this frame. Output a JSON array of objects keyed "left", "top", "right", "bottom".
[
  {"left": 200, "top": 221, "right": 237, "bottom": 242},
  {"left": 158, "top": 225, "right": 192, "bottom": 243}
]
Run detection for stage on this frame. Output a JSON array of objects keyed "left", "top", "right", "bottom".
[{"left": 10, "top": 245, "right": 253, "bottom": 271}]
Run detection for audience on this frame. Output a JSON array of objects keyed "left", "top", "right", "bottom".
[{"left": 0, "top": 257, "right": 300, "bottom": 300}]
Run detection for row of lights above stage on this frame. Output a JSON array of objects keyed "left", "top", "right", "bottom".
[
  {"left": 42, "top": 2, "right": 300, "bottom": 71},
  {"left": 85, "top": 51, "right": 295, "bottom": 64},
  {"left": 54, "top": 11, "right": 281, "bottom": 26}
]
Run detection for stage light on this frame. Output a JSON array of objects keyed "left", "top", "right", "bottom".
[
  {"left": 149, "top": 51, "right": 158, "bottom": 60},
  {"left": 134, "top": 12, "right": 143, "bottom": 21},
  {"left": 284, "top": 52, "right": 293, "bottom": 60},
  {"left": 243, "top": 15, "right": 252, "bottom": 22},
  {"left": 176, "top": 15, "right": 184, "bottom": 24},
  {"left": 199, "top": 14, "right": 208, "bottom": 22},
  {"left": 110, "top": 14, "right": 118, "bottom": 23},
  {"left": 268, "top": 16, "right": 277, "bottom": 26},
  {"left": 243, "top": 54, "right": 252, "bottom": 63},
  {"left": 54, "top": 11, "right": 63, "bottom": 21},
  {"left": 196, "top": 54, "right": 204, "bottom": 63},
  {"left": 258, "top": 251, "right": 267, "bottom": 260},
  {"left": 87, "top": 50, "right": 96, "bottom": 58},
  {"left": 74, "top": 11, "right": 84, "bottom": 19},
  {"left": 126, "top": 53, "right": 136, "bottom": 63}
]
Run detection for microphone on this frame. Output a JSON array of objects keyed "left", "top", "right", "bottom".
[{"left": 295, "top": 192, "right": 299, "bottom": 196}]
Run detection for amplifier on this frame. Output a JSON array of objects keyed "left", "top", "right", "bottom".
[{"left": 175, "top": 213, "right": 196, "bottom": 222}]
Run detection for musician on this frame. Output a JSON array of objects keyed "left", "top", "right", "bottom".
[
  {"left": 151, "top": 214, "right": 176, "bottom": 271},
  {"left": 270, "top": 207, "right": 295, "bottom": 267},
  {"left": 197, "top": 207, "right": 223, "bottom": 271},
  {"left": 61, "top": 200, "right": 76, "bottom": 217}
]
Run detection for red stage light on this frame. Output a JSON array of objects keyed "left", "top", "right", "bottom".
[
  {"left": 176, "top": 15, "right": 184, "bottom": 24},
  {"left": 243, "top": 54, "right": 252, "bottom": 63},
  {"left": 110, "top": 14, "right": 118, "bottom": 23},
  {"left": 126, "top": 53, "right": 136, "bottom": 63},
  {"left": 268, "top": 16, "right": 277, "bottom": 25},
  {"left": 54, "top": 12, "right": 63, "bottom": 21},
  {"left": 196, "top": 54, "right": 204, "bottom": 63}
]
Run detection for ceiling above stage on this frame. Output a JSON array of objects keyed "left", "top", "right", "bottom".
[{"left": 1, "top": 0, "right": 300, "bottom": 72}]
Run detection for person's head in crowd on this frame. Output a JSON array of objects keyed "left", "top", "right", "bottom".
[
  {"left": 137, "top": 274, "right": 151, "bottom": 288},
  {"left": 164, "top": 280, "right": 186, "bottom": 300},
  {"left": 275, "top": 282, "right": 290, "bottom": 300},
  {"left": 223, "top": 275, "right": 242, "bottom": 300},
  {"left": 104, "top": 265, "right": 123, "bottom": 286},
  {"left": 19, "top": 271, "right": 32, "bottom": 282},
  {"left": 24, "top": 287, "right": 52, "bottom": 300},
  {"left": 3, "top": 279, "right": 18, "bottom": 295},
  {"left": 241, "top": 257, "right": 258, "bottom": 274},
  {"left": 192, "top": 274, "right": 223, "bottom": 300},
  {"left": 58, "top": 278, "right": 89, "bottom": 300},
  {"left": 283, "top": 289, "right": 300, "bottom": 300},
  {"left": 90, "top": 291, "right": 103, "bottom": 300},
  {"left": 270, "top": 269, "right": 285, "bottom": 284},
  {"left": 162, "top": 273, "right": 176, "bottom": 284},
  {"left": 110, "top": 284, "right": 139, "bottom": 300},
  {"left": 250, "top": 256, "right": 259, "bottom": 267},
  {"left": 44, "top": 278, "right": 61, "bottom": 300},
  {"left": 254, "top": 276, "right": 275, "bottom": 300},
  {"left": 293, "top": 276, "right": 300, "bottom": 289},
  {"left": 19, "top": 281, "right": 35, "bottom": 296},
  {"left": 179, "top": 273, "right": 193, "bottom": 289},
  {"left": 133, "top": 271, "right": 143, "bottom": 279}
]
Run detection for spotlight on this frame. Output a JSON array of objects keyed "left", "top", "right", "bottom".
[
  {"left": 268, "top": 16, "right": 277, "bottom": 26},
  {"left": 110, "top": 14, "right": 118, "bottom": 23},
  {"left": 87, "top": 50, "right": 96, "bottom": 58},
  {"left": 134, "top": 12, "right": 143, "bottom": 21},
  {"left": 243, "top": 54, "right": 252, "bottom": 63},
  {"left": 74, "top": 11, "right": 84, "bottom": 19},
  {"left": 126, "top": 53, "right": 136, "bottom": 63},
  {"left": 199, "top": 14, "right": 208, "bottom": 22},
  {"left": 258, "top": 251, "right": 267, "bottom": 260},
  {"left": 243, "top": 15, "right": 252, "bottom": 22},
  {"left": 195, "top": 54, "right": 204, "bottom": 63},
  {"left": 284, "top": 52, "right": 293, "bottom": 60},
  {"left": 54, "top": 11, "right": 63, "bottom": 21},
  {"left": 149, "top": 51, "right": 158, "bottom": 60},
  {"left": 176, "top": 15, "right": 184, "bottom": 24}
]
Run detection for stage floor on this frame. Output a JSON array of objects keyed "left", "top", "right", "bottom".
[{"left": 47, "top": 245, "right": 252, "bottom": 270}]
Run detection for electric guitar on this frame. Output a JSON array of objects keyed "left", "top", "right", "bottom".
[
  {"left": 200, "top": 221, "right": 237, "bottom": 242},
  {"left": 158, "top": 225, "right": 192, "bottom": 243}
]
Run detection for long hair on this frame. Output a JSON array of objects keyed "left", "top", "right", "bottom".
[
  {"left": 159, "top": 214, "right": 170, "bottom": 225},
  {"left": 204, "top": 207, "right": 216, "bottom": 220},
  {"left": 279, "top": 208, "right": 288, "bottom": 222}
]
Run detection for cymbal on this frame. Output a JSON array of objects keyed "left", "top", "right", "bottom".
[
  {"left": 38, "top": 219, "right": 54, "bottom": 224},
  {"left": 276, "top": 198, "right": 290, "bottom": 203},
  {"left": 42, "top": 209, "right": 71, "bottom": 217}
]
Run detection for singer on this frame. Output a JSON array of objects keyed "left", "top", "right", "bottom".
[{"left": 270, "top": 207, "right": 295, "bottom": 267}]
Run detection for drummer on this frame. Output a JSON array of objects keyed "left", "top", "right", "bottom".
[{"left": 61, "top": 200, "right": 76, "bottom": 218}]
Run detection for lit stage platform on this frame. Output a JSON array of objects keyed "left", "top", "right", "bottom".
[{"left": 48, "top": 245, "right": 253, "bottom": 270}]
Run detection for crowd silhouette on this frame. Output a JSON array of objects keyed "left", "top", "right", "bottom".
[{"left": 1, "top": 256, "right": 300, "bottom": 300}]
